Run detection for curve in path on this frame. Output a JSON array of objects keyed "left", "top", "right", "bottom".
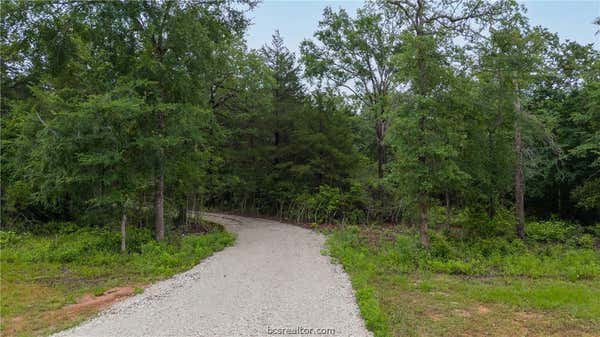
[{"left": 53, "top": 213, "right": 372, "bottom": 337}]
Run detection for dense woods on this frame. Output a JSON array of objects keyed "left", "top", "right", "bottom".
[{"left": 1, "top": 0, "right": 599, "bottom": 247}]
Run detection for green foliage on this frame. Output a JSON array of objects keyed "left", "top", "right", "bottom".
[
  {"left": 525, "top": 219, "right": 577, "bottom": 243},
  {"left": 0, "top": 224, "right": 235, "bottom": 337},
  {"left": 329, "top": 225, "right": 600, "bottom": 280},
  {"left": 1, "top": 0, "right": 254, "bottom": 235},
  {"left": 577, "top": 234, "right": 596, "bottom": 249},
  {"left": 289, "top": 185, "right": 371, "bottom": 225},
  {"left": 2, "top": 0, "right": 598, "bottom": 242},
  {"left": 1, "top": 2, "right": 599, "bottom": 335},
  {"left": 572, "top": 178, "right": 600, "bottom": 211},
  {"left": 327, "top": 230, "right": 390, "bottom": 337},
  {"left": 454, "top": 207, "right": 516, "bottom": 238},
  {"left": 0, "top": 227, "right": 235, "bottom": 277},
  {"left": 327, "top": 226, "right": 600, "bottom": 336}
]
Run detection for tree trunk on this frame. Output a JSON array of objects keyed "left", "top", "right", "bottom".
[
  {"left": 376, "top": 120, "right": 385, "bottom": 180},
  {"left": 487, "top": 130, "right": 496, "bottom": 219},
  {"left": 415, "top": 21, "right": 431, "bottom": 247},
  {"left": 557, "top": 187, "right": 562, "bottom": 217},
  {"left": 377, "top": 142, "right": 384, "bottom": 184},
  {"left": 444, "top": 190, "right": 451, "bottom": 230},
  {"left": 120, "top": 210, "right": 127, "bottom": 253},
  {"left": 488, "top": 195, "right": 496, "bottom": 219},
  {"left": 514, "top": 82, "right": 525, "bottom": 240},
  {"left": 155, "top": 174, "right": 165, "bottom": 241},
  {"left": 419, "top": 200, "right": 430, "bottom": 248},
  {"left": 185, "top": 195, "right": 190, "bottom": 230},
  {"left": 155, "top": 89, "right": 166, "bottom": 241}
]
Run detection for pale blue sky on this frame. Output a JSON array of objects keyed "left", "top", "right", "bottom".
[{"left": 245, "top": 1, "right": 600, "bottom": 53}]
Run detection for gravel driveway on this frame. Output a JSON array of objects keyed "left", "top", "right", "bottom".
[{"left": 53, "top": 213, "right": 372, "bottom": 337}]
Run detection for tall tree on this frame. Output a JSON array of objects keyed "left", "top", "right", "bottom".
[
  {"left": 260, "top": 30, "right": 306, "bottom": 212},
  {"left": 1, "top": 0, "right": 255, "bottom": 240},
  {"left": 301, "top": 5, "right": 403, "bottom": 208},
  {"left": 384, "top": 0, "right": 510, "bottom": 246},
  {"left": 477, "top": 11, "right": 547, "bottom": 238}
]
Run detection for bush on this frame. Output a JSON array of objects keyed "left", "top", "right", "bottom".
[
  {"left": 428, "top": 205, "right": 449, "bottom": 230},
  {"left": 126, "top": 228, "right": 154, "bottom": 253},
  {"left": 327, "top": 225, "right": 600, "bottom": 280},
  {"left": 578, "top": 234, "right": 596, "bottom": 249},
  {"left": 290, "top": 184, "right": 369, "bottom": 225},
  {"left": 591, "top": 223, "right": 600, "bottom": 237},
  {"left": 455, "top": 207, "right": 515, "bottom": 238},
  {"left": 0, "top": 231, "right": 23, "bottom": 246},
  {"left": 46, "top": 228, "right": 121, "bottom": 263},
  {"left": 526, "top": 219, "right": 577, "bottom": 243},
  {"left": 429, "top": 259, "right": 479, "bottom": 275},
  {"left": 386, "top": 234, "right": 422, "bottom": 272},
  {"left": 468, "top": 237, "right": 526, "bottom": 258},
  {"left": 0, "top": 225, "right": 235, "bottom": 275},
  {"left": 429, "top": 232, "right": 457, "bottom": 260}
]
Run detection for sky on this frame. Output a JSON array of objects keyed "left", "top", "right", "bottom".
[{"left": 245, "top": 0, "right": 600, "bottom": 53}]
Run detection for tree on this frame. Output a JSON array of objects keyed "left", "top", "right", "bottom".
[
  {"left": 259, "top": 31, "right": 307, "bottom": 213},
  {"left": 523, "top": 37, "right": 600, "bottom": 223},
  {"left": 116, "top": 0, "right": 255, "bottom": 240},
  {"left": 569, "top": 57, "right": 600, "bottom": 215},
  {"left": 477, "top": 10, "right": 547, "bottom": 238},
  {"left": 384, "top": 0, "right": 511, "bottom": 246},
  {"left": 301, "top": 4, "right": 404, "bottom": 209},
  {"left": 1, "top": 0, "right": 255, "bottom": 241}
]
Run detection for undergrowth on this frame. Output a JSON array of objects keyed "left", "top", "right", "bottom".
[
  {"left": 0, "top": 223, "right": 235, "bottom": 337},
  {"left": 326, "top": 221, "right": 600, "bottom": 337}
]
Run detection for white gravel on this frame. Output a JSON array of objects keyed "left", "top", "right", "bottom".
[{"left": 53, "top": 213, "right": 372, "bottom": 337}]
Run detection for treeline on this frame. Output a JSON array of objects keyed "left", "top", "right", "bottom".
[{"left": 1, "top": 0, "right": 598, "bottom": 247}]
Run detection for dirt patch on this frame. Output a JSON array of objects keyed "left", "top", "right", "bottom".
[
  {"left": 1, "top": 287, "right": 138, "bottom": 337},
  {"left": 476, "top": 305, "right": 491, "bottom": 314},
  {"left": 515, "top": 311, "right": 545, "bottom": 321},
  {"left": 65, "top": 287, "right": 135, "bottom": 314},
  {"left": 5, "top": 316, "right": 26, "bottom": 336},
  {"left": 425, "top": 310, "right": 446, "bottom": 321},
  {"left": 453, "top": 309, "right": 472, "bottom": 317},
  {"left": 45, "top": 286, "right": 142, "bottom": 326}
]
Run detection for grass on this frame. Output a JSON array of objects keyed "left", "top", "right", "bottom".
[
  {"left": 325, "top": 225, "right": 600, "bottom": 337},
  {"left": 0, "top": 223, "right": 235, "bottom": 337}
]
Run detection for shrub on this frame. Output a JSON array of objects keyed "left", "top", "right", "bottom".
[
  {"left": 469, "top": 237, "right": 525, "bottom": 258},
  {"left": 578, "top": 234, "right": 596, "bottom": 249},
  {"left": 387, "top": 234, "right": 422, "bottom": 271},
  {"left": 427, "top": 205, "right": 447, "bottom": 230},
  {"left": 47, "top": 229, "right": 121, "bottom": 263},
  {"left": 0, "top": 225, "right": 235, "bottom": 276},
  {"left": 429, "top": 259, "right": 479, "bottom": 275},
  {"left": 455, "top": 207, "right": 515, "bottom": 238},
  {"left": 326, "top": 222, "right": 600, "bottom": 281},
  {"left": 291, "top": 184, "right": 369, "bottom": 225},
  {"left": 429, "top": 232, "right": 457, "bottom": 260},
  {"left": 526, "top": 219, "right": 577, "bottom": 243},
  {"left": 126, "top": 228, "right": 154, "bottom": 253},
  {"left": 0, "top": 231, "right": 23, "bottom": 246},
  {"left": 591, "top": 223, "right": 600, "bottom": 237}
]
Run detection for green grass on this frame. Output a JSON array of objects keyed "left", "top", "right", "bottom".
[
  {"left": 0, "top": 224, "right": 235, "bottom": 337},
  {"left": 325, "top": 225, "right": 600, "bottom": 337}
]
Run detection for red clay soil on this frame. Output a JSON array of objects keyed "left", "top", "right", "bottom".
[
  {"left": 64, "top": 286, "right": 137, "bottom": 316},
  {"left": 4, "top": 286, "right": 143, "bottom": 337}
]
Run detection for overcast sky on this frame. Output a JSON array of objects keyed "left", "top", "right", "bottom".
[{"left": 245, "top": 0, "right": 600, "bottom": 53}]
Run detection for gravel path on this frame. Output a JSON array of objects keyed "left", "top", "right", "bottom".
[{"left": 53, "top": 213, "right": 372, "bottom": 337}]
